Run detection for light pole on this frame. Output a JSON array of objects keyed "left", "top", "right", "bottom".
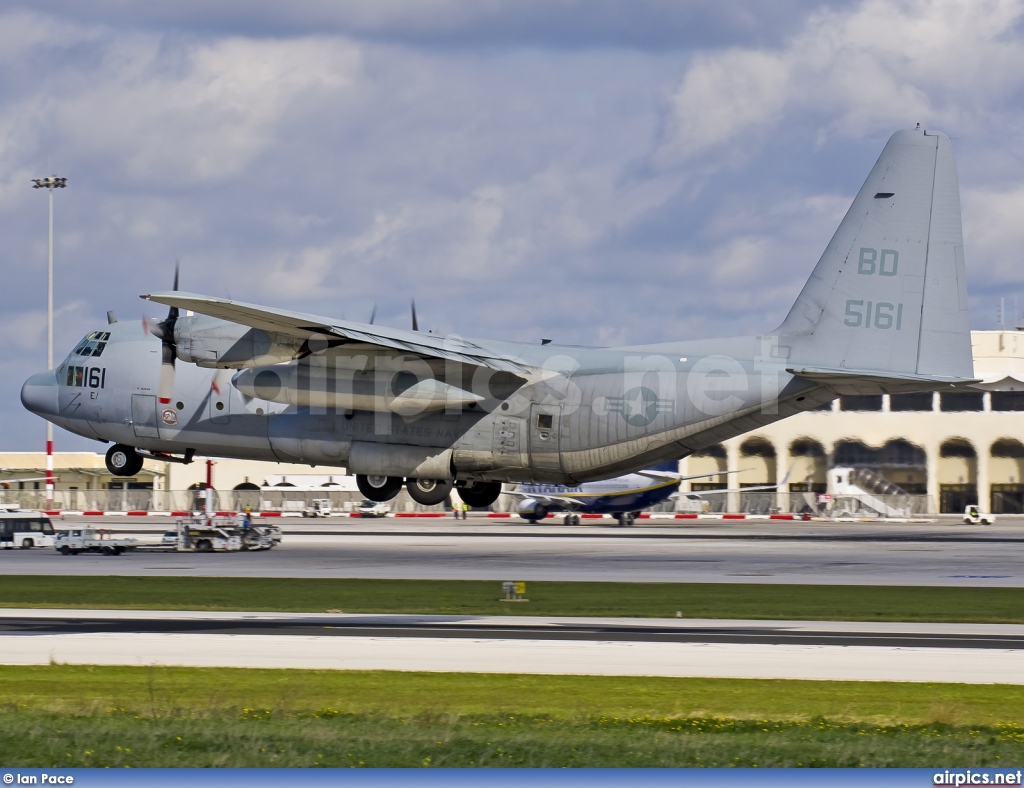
[{"left": 32, "top": 175, "right": 66, "bottom": 509}]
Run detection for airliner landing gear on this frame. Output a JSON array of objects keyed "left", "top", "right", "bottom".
[
  {"left": 406, "top": 478, "right": 454, "bottom": 506},
  {"left": 456, "top": 481, "right": 503, "bottom": 509},
  {"left": 614, "top": 512, "right": 637, "bottom": 526},
  {"left": 563, "top": 513, "right": 580, "bottom": 526},
  {"left": 105, "top": 444, "right": 143, "bottom": 477},
  {"left": 356, "top": 474, "right": 403, "bottom": 502}
]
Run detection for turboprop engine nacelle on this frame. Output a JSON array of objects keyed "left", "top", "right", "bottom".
[
  {"left": 174, "top": 315, "right": 306, "bottom": 369},
  {"left": 233, "top": 364, "right": 485, "bottom": 415}
]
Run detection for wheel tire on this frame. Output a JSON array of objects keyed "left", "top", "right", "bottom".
[
  {"left": 20, "top": 539, "right": 34, "bottom": 549},
  {"left": 114, "top": 547, "right": 124, "bottom": 555},
  {"left": 102, "top": 546, "right": 114, "bottom": 556},
  {"left": 60, "top": 545, "right": 70, "bottom": 555},
  {"left": 70, "top": 549, "right": 81, "bottom": 555},
  {"left": 197, "top": 539, "right": 212, "bottom": 552},
  {"left": 571, "top": 514, "right": 581, "bottom": 526},
  {"left": 457, "top": 481, "right": 503, "bottom": 509},
  {"left": 406, "top": 478, "right": 455, "bottom": 506},
  {"left": 356, "top": 474, "right": 403, "bottom": 502},
  {"left": 105, "top": 444, "right": 144, "bottom": 477}
]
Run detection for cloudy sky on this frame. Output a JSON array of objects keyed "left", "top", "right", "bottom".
[{"left": 3, "top": 0, "right": 1024, "bottom": 451}]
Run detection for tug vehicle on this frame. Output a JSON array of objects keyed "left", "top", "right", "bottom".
[{"left": 55, "top": 528, "right": 137, "bottom": 556}]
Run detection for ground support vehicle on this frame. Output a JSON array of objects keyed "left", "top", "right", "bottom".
[
  {"left": 175, "top": 519, "right": 243, "bottom": 552},
  {"left": 304, "top": 499, "right": 332, "bottom": 517},
  {"left": 963, "top": 505, "right": 995, "bottom": 525},
  {"left": 1, "top": 510, "right": 57, "bottom": 549},
  {"left": 55, "top": 528, "right": 137, "bottom": 556},
  {"left": 256, "top": 524, "right": 282, "bottom": 545},
  {"left": 357, "top": 500, "right": 390, "bottom": 517}
]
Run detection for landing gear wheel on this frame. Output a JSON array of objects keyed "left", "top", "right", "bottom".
[
  {"left": 105, "top": 444, "right": 143, "bottom": 477},
  {"left": 456, "top": 481, "right": 503, "bottom": 509},
  {"left": 614, "top": 512, "right": 635, "bottom": 526},
  {"left": 356, "top": 474, "right": 403, "bottom": 502},
  {"left": 406, "top": 478, "right": 455, "bottom": 506},
  {"left": 563, "top": 514, "right": 580, "bottom": 526}
]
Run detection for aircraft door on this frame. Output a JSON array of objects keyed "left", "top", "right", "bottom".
[
  {"left": 528, "top": 404, "right": 562, "bottom": 474},
  {"left": 131, "top": 394, "right": 160, "bottom": 439}
]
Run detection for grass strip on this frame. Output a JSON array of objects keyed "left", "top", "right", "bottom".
[
  {"left": 3, "top": 576, "right": 1024, "bottom": 622},
  {"left": 2, "top": 666, "right": 1024, "bottom": 767}
]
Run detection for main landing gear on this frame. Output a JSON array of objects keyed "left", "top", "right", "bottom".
[
  {"left": 456, "top": 481, "right": 502, "bottom": 509},
  {"left": 356, "top": 474, "right": 404, "bottom": 502},
  {"left": 356, "top": 476, "right": 505, "bottom": 508},
  {"left": 613, "top": 511, "right": 639, "bottom": 526},
  {"left": 105, "top": 444, "right": 143, "bottom": 477}
]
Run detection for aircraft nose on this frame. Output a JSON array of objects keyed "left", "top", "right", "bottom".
[{"left": 21, "top": 370, "right": 59, "bottom": 418}]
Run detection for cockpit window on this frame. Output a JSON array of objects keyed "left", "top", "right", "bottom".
[{"left": 72, "top": 331, "right": 109, "bottom": 358}]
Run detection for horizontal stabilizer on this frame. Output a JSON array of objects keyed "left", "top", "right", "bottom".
[{"left": 788, "top": 366, "right": 980, "bottom": 395}]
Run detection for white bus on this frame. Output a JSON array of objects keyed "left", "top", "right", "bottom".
[{"left": 0, "top": 511, "right": 57, "bottom": 549}]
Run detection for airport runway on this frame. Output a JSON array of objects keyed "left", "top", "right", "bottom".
[
  {"left": 3, "top": 517, "right": 1023, "bottom": 585},
  {"left": 3, "top": 609, "right": 1023, "bottom": 683}
]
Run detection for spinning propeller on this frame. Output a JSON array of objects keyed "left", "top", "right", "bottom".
[{"left": 143, "top": 263, "right": 180, "bottom": 405}]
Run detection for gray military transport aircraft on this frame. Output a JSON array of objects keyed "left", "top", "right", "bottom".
[{"left": 22, "top": 128, "right": 976, "bottom": 509}]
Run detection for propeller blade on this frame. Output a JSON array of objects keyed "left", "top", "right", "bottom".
[
  {"left": 158, "top": 343, "right": 176, "bottom": 405},
  {"left": 155, "top": 263, "right": 181, "bottom": 404},
  {"left": 411, "top": 298, "right": 419, "bottom": 332}
]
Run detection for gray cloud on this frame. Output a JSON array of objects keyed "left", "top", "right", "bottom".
[{"left": 3, "top": 0, "right": 1024, "bottom": 452}]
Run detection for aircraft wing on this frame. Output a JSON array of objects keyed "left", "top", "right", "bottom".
[
  {"left": 506, "top": 490, "right": 585, "bottom": 509},
  {"left": 142, "top": 292, "right": 528, "bottom": 374},
  {"left": 637, "top": 469, "right": 744, "bottom": 482},
  {"left": 0, "top": 475, "right": 57, "bottom": 486},
  {"left": 673, "top": 482, "right": 780, "bottom": 499}
]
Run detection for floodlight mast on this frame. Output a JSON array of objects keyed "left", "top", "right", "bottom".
[{"left": 32, "top": 175, "right": 67, "bottom": 509}]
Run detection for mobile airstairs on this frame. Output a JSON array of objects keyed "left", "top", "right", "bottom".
[{"left": 830, "top": 467, "right": 911, "bottom": 518}]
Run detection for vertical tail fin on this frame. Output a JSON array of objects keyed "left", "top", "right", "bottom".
[{"left": 778, "top": 128, "right": 973, "bottom": 380}]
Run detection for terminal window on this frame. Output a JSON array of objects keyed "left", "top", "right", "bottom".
[
  {"left": 839, "top": 395, "right": 883, "bottom": 411},
  {"left": 890, "top": 393, "right": 934, "bottom": 411},
  {"left": 939, "top": 392, "right": 984, "bottom": 411},
  {"left": 991, "top": 391, "right": 1024, "bottom": 411}
]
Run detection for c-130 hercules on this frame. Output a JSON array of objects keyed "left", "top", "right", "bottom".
[{"left": 22, "top": 128, "right": 976, "bottom": 509}]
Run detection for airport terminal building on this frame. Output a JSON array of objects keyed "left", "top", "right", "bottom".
[{"left": 3, "top": 330, "right": 1023, "bottom": 516}]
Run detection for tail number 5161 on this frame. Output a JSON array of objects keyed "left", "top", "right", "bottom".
[{"left": 844, "top": 300, "right": 904, "bottom": 330}]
